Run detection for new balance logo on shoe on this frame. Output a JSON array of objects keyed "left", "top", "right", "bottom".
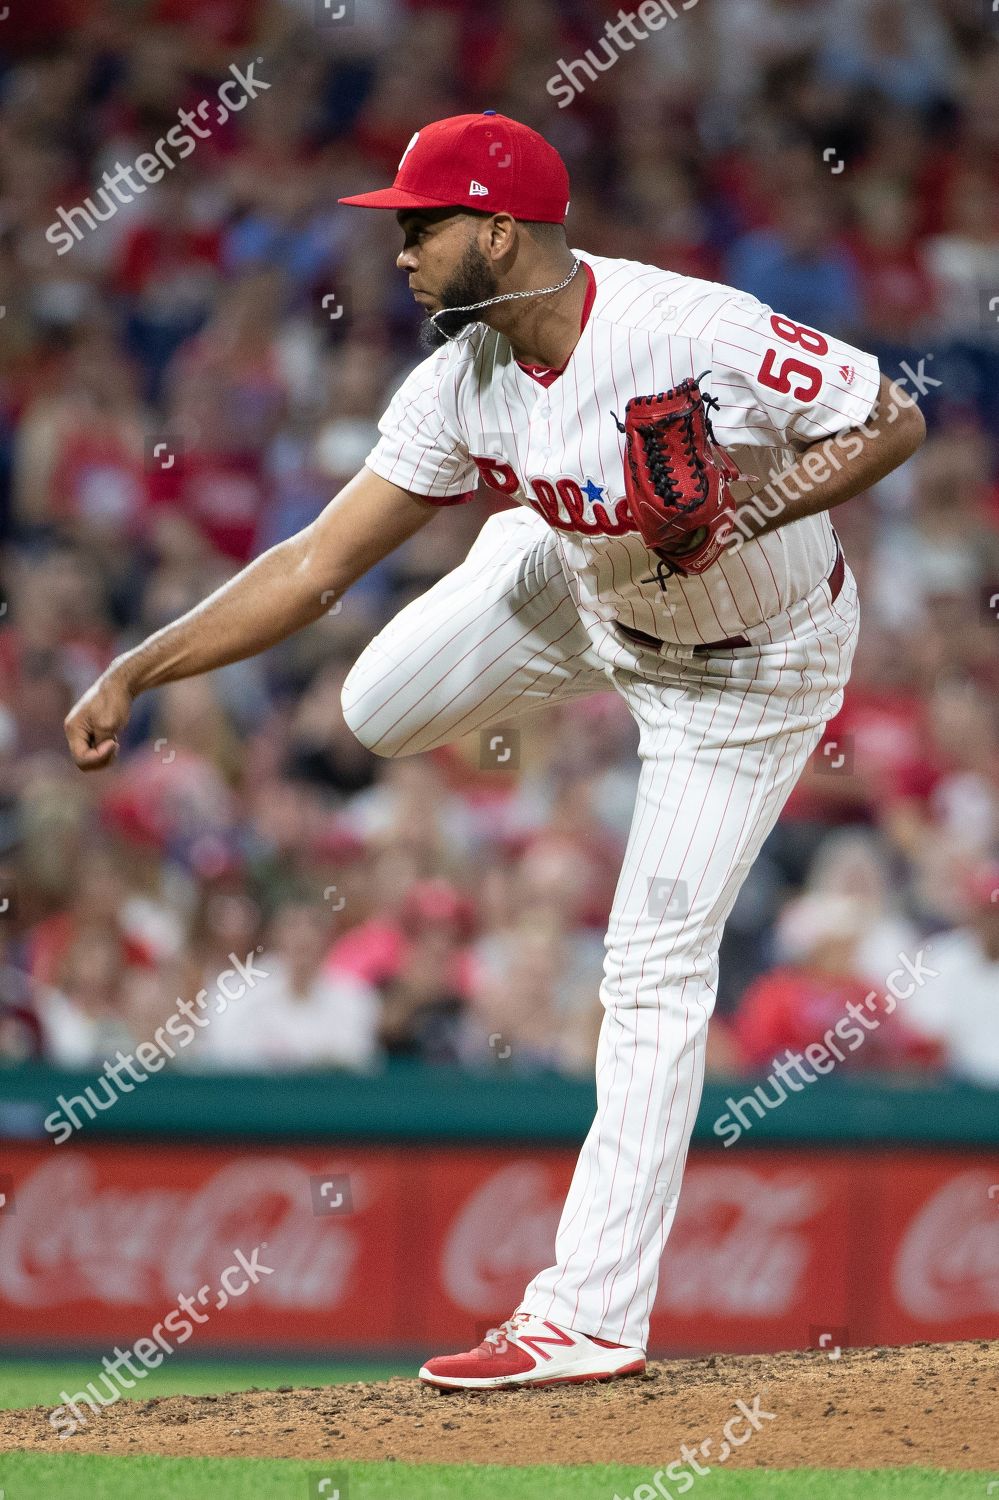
[
  {"left": 517, "top": 1322, "right": 576, "bottom": 1361},
  {"left": 419, "top": 1311, "right": 646, "bottom": 1390}
]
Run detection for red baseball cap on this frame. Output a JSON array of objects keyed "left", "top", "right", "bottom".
[{"left": 338, "top": 111, "right": 570, "bottom": 224}]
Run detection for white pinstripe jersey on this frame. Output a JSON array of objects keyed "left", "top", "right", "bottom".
[{"left": 365, "top": 251, "right": 880, "bottom": 646}]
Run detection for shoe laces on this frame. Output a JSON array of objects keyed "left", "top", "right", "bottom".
[{"left": 482, "top": 1311, "right": 532, "bottom": 1350}]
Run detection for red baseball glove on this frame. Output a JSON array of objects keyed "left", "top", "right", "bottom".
[{"left": 614, "top": 373, "right": 741, "bottom": 577}]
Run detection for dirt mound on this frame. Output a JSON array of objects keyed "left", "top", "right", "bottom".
[{"left": 1, "top": 1341, "right": 995, "bottom": 1469}]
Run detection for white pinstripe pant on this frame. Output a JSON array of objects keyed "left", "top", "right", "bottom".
[{"left": 341, "top": 507, "right": 859, "bottom": 1349}]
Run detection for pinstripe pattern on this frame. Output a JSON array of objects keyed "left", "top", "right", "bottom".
[
  {"left": 520, "top": 569, "right": 860, "bottom": 1347},
  {"left": 348, "top": 249, "right": 875, "bottom": 1354},
  {"left": 365, "top": 252, "right": 878, "bottom": 649},
  {"left": 342, "top": 498, "right": 860, "bottom": 1350},
  {"left": 341, "top": 508, "right": 611, "bottom": 756}
]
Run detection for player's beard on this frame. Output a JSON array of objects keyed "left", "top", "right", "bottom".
[{"left": 417, "top": 243, "right": 498, "bottom": 351}]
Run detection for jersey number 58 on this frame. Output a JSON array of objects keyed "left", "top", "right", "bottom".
[{"left": 757, "top": 315, "right": 828, "bottom": 402}]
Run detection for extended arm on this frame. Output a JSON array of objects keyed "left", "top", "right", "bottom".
[{"left": 64, "top": 469, "right": 439, "bottom": 769}]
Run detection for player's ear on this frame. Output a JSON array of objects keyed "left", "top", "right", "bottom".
[{"left": 483, "top": 212, "right": 517, "bottom": 262}]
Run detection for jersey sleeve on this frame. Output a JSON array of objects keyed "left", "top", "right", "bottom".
[
  {"left": 700, "top": 295, "right": 880, "bottom": 450},
  {"left": 364, "top": 352, "right": 479, "bottom": 505}
]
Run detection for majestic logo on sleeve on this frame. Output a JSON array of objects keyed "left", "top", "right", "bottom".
[{"left": 470, "top": 453, "right": 636, "bottom": 538}]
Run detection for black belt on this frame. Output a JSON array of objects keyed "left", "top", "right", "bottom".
[{"left": 617, "top": 544, "right": 846, "bottom": 655}]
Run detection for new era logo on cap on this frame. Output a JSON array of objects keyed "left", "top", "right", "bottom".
[{"left": 469, "top": 180, "right": 489, "bottom": 196}]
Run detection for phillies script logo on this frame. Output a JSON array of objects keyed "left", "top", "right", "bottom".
[
  {"left": 440, "top": 1161, "right": 821, "bottom": 1317},
  {"left": 893, "top": 1172, "right": 999, "bottom": 1320},
  {"left": 470, "top": 454, "right": 637, "bottom": 539},
  {"left": 0, "top": 1156, "right": 364, "bottom": 1309}
]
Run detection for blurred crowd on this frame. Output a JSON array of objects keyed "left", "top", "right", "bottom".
[{"left": 0, "top": 0, "right": 996, "bottom": 1085}]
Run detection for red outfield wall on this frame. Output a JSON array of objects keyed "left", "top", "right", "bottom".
[{"left": 0, "top": 1144, "right": 997, "bottom": 1353}]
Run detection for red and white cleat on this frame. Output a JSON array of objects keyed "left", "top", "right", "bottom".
[{"left": 418, "top": 1311, "right": 646, "bottom": 1390}]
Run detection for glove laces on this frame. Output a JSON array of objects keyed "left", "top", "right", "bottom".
[{"left": 629, "top": 372, "right": 721, "bottom": 516}]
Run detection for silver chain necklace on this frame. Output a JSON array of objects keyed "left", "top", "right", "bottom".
[{"left": 430, "top": 258, "right": 581, "bottom": 342}]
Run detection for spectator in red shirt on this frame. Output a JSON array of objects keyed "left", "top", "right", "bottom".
[{"left": 734, "top": 895, "right": 937, "bottom": 1072}]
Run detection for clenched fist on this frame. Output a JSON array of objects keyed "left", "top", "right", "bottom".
[{"left": 64, "top": 668, "right": 135, "bottom": 771}]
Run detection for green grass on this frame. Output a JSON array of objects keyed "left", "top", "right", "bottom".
[
  {"left": 2, "top": 1364, "right": 992, "bottom": 1496},
  {"left": 0, "top": 1457, "right": 993, "bottom": 1499},
  {"left": 0, "top": 1360, "right": 407, "bottom": 1412}
]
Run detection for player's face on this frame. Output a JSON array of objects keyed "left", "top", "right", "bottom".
[{"left": 397, "top": 209, "right": 498, "bottom": 350}]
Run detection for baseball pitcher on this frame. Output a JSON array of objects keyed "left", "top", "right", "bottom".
[{"left": 64, "top": 113, "right": 925, "bottom": 1389}]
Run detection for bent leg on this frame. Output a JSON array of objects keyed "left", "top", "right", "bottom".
[{"left": 341, "top": 509, "right": 609, "bottom": 756}]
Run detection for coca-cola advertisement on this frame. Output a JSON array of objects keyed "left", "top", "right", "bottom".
[
  {"left": 0, "top": 1145, "right": 408, "bottom": 1346},
  {"left": 879, "top": 1157, "right": 999, "bottom": 1344},
  {"left": 417, "top": 1151, "right": 852, "bottom": 1351},
  {"left": 0, "top": 1144, "right": 996, "bottom": 1351}
]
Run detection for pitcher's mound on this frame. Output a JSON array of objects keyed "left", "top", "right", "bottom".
[{"left": 1, "top": 1341, "right": 995, "bottom": 1468}]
